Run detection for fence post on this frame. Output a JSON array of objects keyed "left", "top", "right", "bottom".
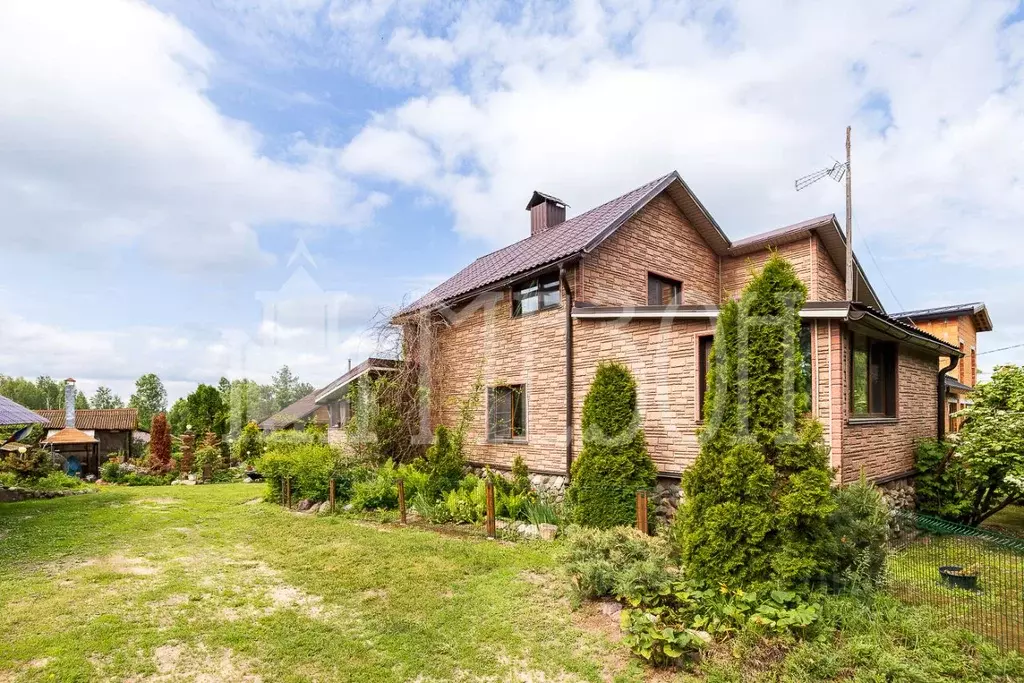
[
  {"left": 397, "top": 478, "right": 407, "bottom": 525},
  {"left": 329, "top": 479, "right": 335, "bottom": 514},
  {"left": 636, "top": 490, "right": 648, "bottom": 535},
  {"left": 485, "top": 480, "right": 496, "bottom": 539}
]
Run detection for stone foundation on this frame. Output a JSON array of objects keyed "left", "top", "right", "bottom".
[{"left": 877, "top": 477, "right": 916, "bottom": 511}]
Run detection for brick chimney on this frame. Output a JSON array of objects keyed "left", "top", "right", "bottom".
[
  {"left": 64, "top": 378, "right": 76, "bottom": 429},
  {"left": 526, "top": 191, "right": 568, "bottom": 236}
]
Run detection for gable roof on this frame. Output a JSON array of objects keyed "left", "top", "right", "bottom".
[
  {"left": 258, "top": 389, "right": 322, "bottom": 431},
  {"left": 892, "top": 302, "right": 993, "bottom": 332},
  {"left": 397, "top": 170, "right": 880, "bottom": 316},
  {"left": 0, "top": 396, "right": 49, "bottom": 426},
  {"left": 258, "top": 358, "right": 403, "bottom": 431},
  {"left": 36, "top": 409, "right": 138, "bottom": 431}
]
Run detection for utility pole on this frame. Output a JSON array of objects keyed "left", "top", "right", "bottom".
[{"left": 845, "top": 126, "right": 855, "bottom": 302}]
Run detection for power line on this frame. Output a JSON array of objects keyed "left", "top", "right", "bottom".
[
  {"left": 979, "top": 342, "right": 1024, "bottom": 356},
  {"left": 855, "top": 221, "right": 906, "bottom": 312}
]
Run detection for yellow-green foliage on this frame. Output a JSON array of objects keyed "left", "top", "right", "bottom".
[
  {"left": 566, "top": 362, "right": 657, "bottom": 528},
  {"left": 256, "top": 441, "right": 342, "bottom": 503},
  {"left": 677, "top": 254, "right": 835, "bottom": 589}
]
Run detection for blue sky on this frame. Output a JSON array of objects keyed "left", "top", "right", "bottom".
[{"left": 1, "top": 0, "right": 1022, "bottom": 403}]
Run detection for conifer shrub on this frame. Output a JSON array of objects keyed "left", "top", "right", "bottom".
[
  {"left": 234, "top": 421, "right": 265, "bottom": 463},
  {"left": 416, "top": 424, "right": 466, "bottom": 502},
  {"left": 566, "top": 361, "right": 657, "bottom": 528},
  {"left": 676, "top": 254, "right": 836, "bottom": 589},
  {"left": 149, "top": 413, "right": 172, "bottom": 473}
]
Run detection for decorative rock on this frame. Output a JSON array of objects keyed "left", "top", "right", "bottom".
[
  {"left": 537, "top": 523, "right": 558, "bottom": 541},
  {"left": 296, "top": 499, "right": 314, "bottom": 512},
  {"left": 598, "top": 600, "right": 622, "bottom": 617}
]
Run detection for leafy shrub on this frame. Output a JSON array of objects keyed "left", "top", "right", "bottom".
[
  {"left": 416, "top": 425, "right": 466, "bottom": 503},
  {"left": 394, "top": 463, "right": 429, "bottom": 501},
  {"left": 256, "top": 442, "right": 343, "bottom": 503},
  {"left": 0, "top": 472, "right": 17, "bottom": 488},
  {"left": 31, "top": 471, "right": 87, "bottom": 491},
  {"left": 829, "top": 475, "right": 890, "bottom": 592},
  {"left": 120, "top": 472, "right": 175, "bottom": 486},
  {"left": 500, "top": 491, "right": 528, "bottom": 521},
  {"left": 566, "top": 362, "right": 657, "bottom": 528},
  {"left": 620, "top": 580, "right": 821, "bottom": 665},
  {"left": 351, "top": 460, "right": 399, "bottom": 510},
  {"left": 562, "top": 526, "right": 671, "bottom": 601},
  {"left": 194, "top": 444, "right": 222, "bottom": 479},
  {"left": 677, "top": 255, "right": 835, "bottom": 590},
  {"left": 100, "top": 460, "right": 123, "bottom": 483}
]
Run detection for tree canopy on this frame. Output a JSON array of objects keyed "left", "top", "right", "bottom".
[
  {"left": 91, "top": 386, "right": 124, "bottom": 409},
  {"left": 129, "top": 374, "right": 167, "bottom": 431}
]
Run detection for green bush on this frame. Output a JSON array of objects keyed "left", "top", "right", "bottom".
[
  {"left": 0, "top": 447, "right": 54, "bottom": 481},
  {"left": 829, "top": 475, "right": 890, "bottom": 592},
  {"left": 120, "top": 472, "right": 175, "bottom": 486},
  {"left": 0, "top": 472, "right": 17, "bottom": 488},
  {"left": 562, "top": 526, "right": 671, "bottom": 601},
  {"left": 677, "top": 255, "right": 835, "bottom": 590},
  {"left": 100, "top": 460, "right": 123, "bottom": 483},
  {"left": 566, "top": 362, "right": 657, "bottom": 528},
  {"left": 914, "top": 438, "right": 972, "bottom": 520},
  {"left": 234, "top": 421, "right": 264, "bottom": 463},
  {"left": 416, "top": 425, "right": 466, "bottom": 502},
  {"left": 394, "top": 462, "right": 429, "bottom": 501},
  {"left": 351, "top": 460, "right": 399, "bottom": 510},
  {"left": 31, "top": 471, "right": 87, "bottom": 491},
  {"left": 255, "top": 442, "right": 343, "bottom": 503}
]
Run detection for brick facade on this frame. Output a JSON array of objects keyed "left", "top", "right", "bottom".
[{"left": 414, "top": 187, "right": 946, "bottom": 486}]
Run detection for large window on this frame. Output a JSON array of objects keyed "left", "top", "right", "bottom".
[
  {"left": 487, "top": 385, "right": 526, "bottom": 441},
  {"left": 849, "top": 332, "right": 897, "bottom": 418},
  {"left": 512, "top": 273, "right": 560, "bottom": 317},
  {"left": 647, "top": 273, "right": 682, "bottom": 306},
  {"left": 698, "top": 323, "right": 813, "bottom": 421}
]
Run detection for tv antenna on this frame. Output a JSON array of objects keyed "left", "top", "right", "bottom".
[{"left": 795, "top": 127, "right": 854, "bottom": 300}]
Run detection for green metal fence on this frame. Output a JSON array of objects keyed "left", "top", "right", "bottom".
[{"left": 887, "top": 511, "right": 1024, "bottom": 652}]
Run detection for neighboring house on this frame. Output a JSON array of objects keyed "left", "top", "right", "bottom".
[
  {"left": 394, "top": 171, "right": 963, "bottom": 495},
  {"left": 893, "top": 303, "right": 994, "bottom": 433},
  {"left": 258, "top": 359, "right": 401, "bottom": 447}
]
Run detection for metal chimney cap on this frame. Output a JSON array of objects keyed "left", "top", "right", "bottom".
[{"left": 65, "top": 377, "right": 76, "bottom": 383}]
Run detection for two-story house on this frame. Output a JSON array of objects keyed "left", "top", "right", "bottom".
[
  {"left": 394, "top": 171, "right": 962, "bottom": 497},
  {"left": 892, "top": 303, "right": 993, "bottom": 433}
]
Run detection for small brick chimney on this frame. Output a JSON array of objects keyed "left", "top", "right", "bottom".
[
  {"left": 64, "top": 378, "right": 76, "bottom": 429},
  {"left": 526, "top": 191, "right": 568, "bottom": 236}
]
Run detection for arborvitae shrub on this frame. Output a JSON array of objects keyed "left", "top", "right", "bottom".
[
  {"left": 417, "top": 424, "right": 465, "bottom": 502},
  {"left": 567, "top": 361, "right": 657, "bottom": 528},
  {"left": 676, "top": 254, "right": 835, "bottom": 589},
  {"left": 235, "top": 420, "right": 264, "bottom": 463}
]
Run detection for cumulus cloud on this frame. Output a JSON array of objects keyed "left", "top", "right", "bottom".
[{"left": 0, "top": 0, "right": 383, "bottom": 272}]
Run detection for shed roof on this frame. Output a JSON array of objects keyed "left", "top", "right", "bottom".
[
  {"left": 36, "top": 409, "right": 139, "bottom": 431},
  {"left": 892, "top": 302, "right": 993, "bottom": 332},
  {"left": 396, "top": 171, "right": 881, "bottom": 317},
  {"left": 0, "top": 396, "right": 49, "bottom": 426}
]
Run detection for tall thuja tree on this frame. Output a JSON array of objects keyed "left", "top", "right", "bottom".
[
  {"left": 567, "top": 361, "right": 657, "bottom": 528},
  {"left": 149, "top": 412, "right": 172, "bottom": 473},
  {"left": 677, "top": 254, "right": 835, "bottom": 588}
]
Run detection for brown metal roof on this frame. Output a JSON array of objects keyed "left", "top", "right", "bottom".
[
  {"left": 397, "top": 171, "right": 882, "bottom": 317},
  {"left": 36, "top": 409, "right": 139, "bottom": 431},
  {"left": 42, "top": 427, "right": 99, "bottom": 445}
]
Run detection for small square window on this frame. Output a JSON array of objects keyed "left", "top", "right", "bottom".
[
  {"left": 487, "top": 385, "right": 526, "bottom": 441},
  {"left": 512, "top": 273, "right": 560, "bottom": 317},
  {"left": 647, "top": 274, "right": 682, "bottom": 305}
]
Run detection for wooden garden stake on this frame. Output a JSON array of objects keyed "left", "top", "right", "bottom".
[
  {"left": 397, "top": 478, "right": 407, "bottom": 525},
  {"left": 329, "top": 479, "right": 336, "bottom": 513},
  {"left": 485, "top": 480, "right": 496, "bottom": 539},
  {"left": 636, "top": 490, "right": 648, "bottom": 535}
]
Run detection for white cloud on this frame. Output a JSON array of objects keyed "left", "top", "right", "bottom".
[
  {"left": 0, "top": 0, "right": 383, "bottom": 272},
  {"left": 325, "top": 0, "right": 1024, "bottom": 269}
]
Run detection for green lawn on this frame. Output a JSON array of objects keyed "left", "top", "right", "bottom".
[
  {"left": 983, "top": 505, "right": 1024, "bottom": 537},
  {"left": 1, "top": 485, "right": 1022, "bottom": 682},
  {"left": 0, "top": 484, "right": 630, "bottom": 682}
]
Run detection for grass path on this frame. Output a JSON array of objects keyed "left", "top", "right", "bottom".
[{"left": 0, "top": 484, "right": 632, "bottom": 682}]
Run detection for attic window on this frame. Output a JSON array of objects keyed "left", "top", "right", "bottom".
[
  {"left": 647, "top": 274, "right": 682, "bottom": 306},
  {"left": 512, "top": 273, "right": 560, "bottom": 317}
]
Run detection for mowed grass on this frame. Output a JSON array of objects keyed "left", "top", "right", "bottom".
[
  {"left": 0, "top": 484, "right": 631, "bottom": 682},
  {"left": 984, "top": 505, "right": 1024, "bottom": 537}
]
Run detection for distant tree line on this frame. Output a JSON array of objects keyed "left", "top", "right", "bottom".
[{"left": 0, "top": 365, "right": 314, "bottom": 436}]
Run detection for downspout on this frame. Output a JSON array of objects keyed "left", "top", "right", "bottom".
[
  {"left": 559, "top": 265, "right": 575, "bottom": 478},
  {"left": 937, "top": 357, "right": 959, "bottom": 441}
]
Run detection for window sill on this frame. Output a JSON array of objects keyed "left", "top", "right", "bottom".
[
  {"left": 511, "top": 305, "right": 559, "bottom": 319},
  {"left": 847, "top": 417, "right": 898, "bottom": 426},
  {"left": 487, "top": 438, "right": 528, "bottom": 445}
]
